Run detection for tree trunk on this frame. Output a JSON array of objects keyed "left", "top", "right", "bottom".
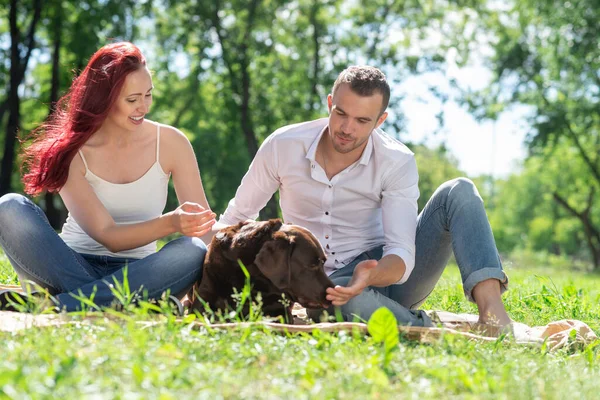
[
  {"left": 0, "top": 0, "right": 42, "bottom": 195},
  {"left": 239, "top": 44, "right": 279, "bottom": 219},
  {"left": 240, "top": 61, "right": 278, "bottom": 219},
  {"left": 553, "top": 191, "right": 600, "bottom": 270},
  {"left": 211, "top": 0, "right": 279, "bottom": 220},
  {"left": 308, "top": 0, "right": 321, "bottom": 116},
  {"left": 0, "top": 101, "right": 7, "bottom": 129},
  {"left": 1, "top": 0, "right": 23, "bottom": 196}
]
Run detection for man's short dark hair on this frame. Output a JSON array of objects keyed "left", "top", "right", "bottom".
[{"left": 331, "top": 66, "right": 391, "bottom": 115}]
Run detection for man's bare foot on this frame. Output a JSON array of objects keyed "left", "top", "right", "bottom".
[
  {"left": 478, "top": 304, "right": 512, "bottom": 327},
  {"left": 472, "top": 279, "right": 512, "bottom": 327}
]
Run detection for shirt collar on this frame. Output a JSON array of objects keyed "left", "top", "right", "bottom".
[
  {"left": 306, "top": 124, "right": 328, "bottom": 162},
  {"left": 359, "top": 134, "right": 374, "bottom": 165},
  {"left": 306, "top": 124, "right": 375, "bottom": 166}
]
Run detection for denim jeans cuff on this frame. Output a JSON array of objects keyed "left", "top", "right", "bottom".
[{"left": 462, "top": 267, "right": 509, "bottom": 303}]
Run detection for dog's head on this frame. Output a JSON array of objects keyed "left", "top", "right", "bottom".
[{"left": 250, "top": 221, "right": 334, "bottom": 309}]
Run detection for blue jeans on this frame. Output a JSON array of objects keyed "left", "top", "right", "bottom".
[
  {"left": 0, "top": 193, "right": 207, "bottom": 312},
  {"left": 325, "top": 178, "right": 508, "bottom": 326}
]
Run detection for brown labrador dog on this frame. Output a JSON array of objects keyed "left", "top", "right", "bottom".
[{"left": 190, "top": 219, "right": 334, "bottom": 321}]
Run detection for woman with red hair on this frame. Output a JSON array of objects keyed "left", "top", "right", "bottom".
[{"left": 0, "top": 42, "right": 215, "bottom": 312}]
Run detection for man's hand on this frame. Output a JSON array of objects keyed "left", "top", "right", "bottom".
[{"left": 326, "top": 260, "right": 378, "bottom": 306}]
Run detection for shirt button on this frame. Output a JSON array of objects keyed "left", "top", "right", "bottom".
[
  {"left": 311, "top": 164, "right": 315, "bottom": 169},
  {"left": 325, "top": 211, "right": 329, "bottom": 215},
  {"left": 326, "top": 244, "right": 330, "bottom": 249},
  {"left": 325, "top": 235, "right": 329, "bottom": 239},
  {"left": 332, "top": 252, "right": 335, "bottom": 255},
  {"left": 329, "top": 185, "right": 332, "bottom": 188}
]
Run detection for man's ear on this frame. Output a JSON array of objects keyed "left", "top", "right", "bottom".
[
  {"left": 327, "top": 93, "right": 333, "bottom": 114},
  {"left": 254, "top": 235, "right": 294, "bottom": 289},
  {"left": 375, "top": 111, "right": 388, "bottom": 128}
]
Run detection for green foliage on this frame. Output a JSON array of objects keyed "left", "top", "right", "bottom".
[
  {"left": 528, "top": 216, "right": 554, "bottom": 251},
  {"left": 413, "top": 144, "right": 464, "bottom": 211},
  {"left": 0, "top": 252, "right": 18, "bottom": 285},
  {"left": 486, "top": 139, "right": 599, "bottom": 266},
  {"left": 231, "top": 259, "right": 262, "bottom": 322},
  {"left": 367, "top": 307, "right": 399, "bottom": 371}
]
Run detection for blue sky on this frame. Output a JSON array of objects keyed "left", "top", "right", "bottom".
[{"left": 395, "top": 66, "right": 529, "bottom": 179}]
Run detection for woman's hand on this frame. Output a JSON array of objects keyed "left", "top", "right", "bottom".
[{"left": 171, "top": 202, "right": 216, "bottom": 237}]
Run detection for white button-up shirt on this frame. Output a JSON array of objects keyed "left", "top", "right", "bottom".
[{"left": 219, "top": 118, "right": 419, "bottom": 284}]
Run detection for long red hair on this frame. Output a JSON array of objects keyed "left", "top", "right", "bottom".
[{"left": 22, "top": 42, "right": 146, "bottom": 195}]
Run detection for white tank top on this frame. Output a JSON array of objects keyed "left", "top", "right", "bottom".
[{"left": 60, "top": 123, "right": 170, "bottom": 258}]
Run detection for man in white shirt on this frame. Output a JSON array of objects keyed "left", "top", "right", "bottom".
[{"left": 218, "top": 66, "right": 510, "bottom": 327}]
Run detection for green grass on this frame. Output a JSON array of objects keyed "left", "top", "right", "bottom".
[
  {"left": 0, "top": 253, "right": 599, "bottom": 399},
  {"left": 0, "top": 251, "right": 19, "bottom": 286}
]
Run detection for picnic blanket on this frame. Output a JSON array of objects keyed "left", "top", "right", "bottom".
[{"left": 0, "top": 285, "right": 596, "bottom": 351}]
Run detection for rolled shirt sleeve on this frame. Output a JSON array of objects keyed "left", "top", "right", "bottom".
[
  {"left": 381, "top": 156, "right": 419, "bottom": 284},
  {"left": 219, "top": 135, "right": 280, "bottom": 225}
]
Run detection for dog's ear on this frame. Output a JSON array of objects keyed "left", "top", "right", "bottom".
[
  {"left": 230, "top": 219, "right": 284, "bottom": 247},
  {"left": 253, "top": 218, "right": 284, "bottom": 238},
  {"left": 219, "top": 219, "right": 285, "bottom": 262},
  {"left": 254, "top": 232, "right": 294, "bottom": 289}
]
